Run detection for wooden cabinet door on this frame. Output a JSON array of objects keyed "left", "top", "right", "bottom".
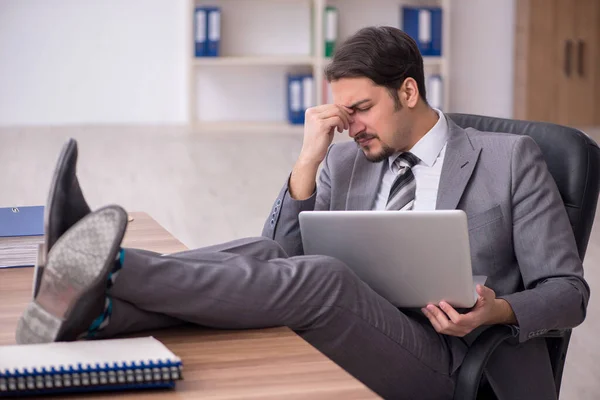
[
  {"left": 514, "top": 0, "right": 560, "bottom": 123},
  {"left": 569, "top": 0, "right": 599, "bottom": 127},
  {"left": 514, "top": 0, "right": 600, "bottom": 127},
  {"left": 555, "top": 0, "right": 576, "bottom": 126}
]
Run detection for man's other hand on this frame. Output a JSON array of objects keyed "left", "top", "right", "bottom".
[{"left": 421, "top": 285, "right": 517, "bottom": 337}]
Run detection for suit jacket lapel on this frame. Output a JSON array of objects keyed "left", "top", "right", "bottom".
[
  {"left": 436, "top": 119, "right": 482, "bottom": 210},
  {"left": 346, "top": 150, "right": 386, "bottom": 210}
]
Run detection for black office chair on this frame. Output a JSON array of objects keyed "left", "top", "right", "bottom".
[{"left": 446, "top": 113, "right": 600, "bottom": 400}]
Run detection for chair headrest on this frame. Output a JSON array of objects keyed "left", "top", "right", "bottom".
[{"left": 447, "top": 113, "right": 600, "bottom": 259}]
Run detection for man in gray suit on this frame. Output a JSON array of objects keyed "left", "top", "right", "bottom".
[{"left": 17, "top": 27, "right": 589, "bottom": 400}]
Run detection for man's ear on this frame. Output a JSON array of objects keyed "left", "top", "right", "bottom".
[{"left": 399, "top": 78, "right": 420, "bottom": 109}]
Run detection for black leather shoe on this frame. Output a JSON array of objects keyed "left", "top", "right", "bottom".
[
  {"left": 16, "top": 205, "right": 128, "bottom": 344},
  {"left": 45, "top": 138, "right": 91, "bottom": 253},
  {"left": 34, "top": 139, "right": 92, "bottom": 297}
]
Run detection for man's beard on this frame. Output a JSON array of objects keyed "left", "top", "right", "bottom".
[{"left": 355, "top": 134, "right": 396, "bottom": 163}]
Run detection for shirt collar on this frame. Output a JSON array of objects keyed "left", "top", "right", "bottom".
[{"left": 387, "top": 108, "right": 449, "bottom": 171}]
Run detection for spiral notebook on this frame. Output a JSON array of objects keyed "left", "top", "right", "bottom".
[{"left": 0, "top": 336, "right": 183, "bottom": 397}]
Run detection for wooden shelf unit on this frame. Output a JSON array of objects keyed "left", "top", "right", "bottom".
[{"left": 187, "top": 0, "right": 451, "bottom": 132}]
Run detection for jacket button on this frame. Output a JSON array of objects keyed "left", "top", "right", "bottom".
[{"left": 276, "top": 199, "right": 282, "bottom": 206}]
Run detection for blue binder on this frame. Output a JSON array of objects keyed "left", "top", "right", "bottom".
[
  {"left": 401, "top": 7, "right": 442, "bottom": 57},
  {"left": 194, "top": 7, "right": 208, "bottom": 57},
  {"left": 402, "top": 7, "right": 425, "bottom": 55},
  {"left": 287, "top": 74, "right": 305, "bottom": 125},
  {"left": 430, "top": 8, "right": 442, "bottom": 57},
  {"left": 206, "top": 7, "right": 221, "bottom": 57},
  {"left": 0, "top": 206, "right": 44, "bottom": 238}
]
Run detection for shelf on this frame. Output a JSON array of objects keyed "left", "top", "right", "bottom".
[
  {"left": 193, "top": 121, "right": 305, "bottom": 134},
  {"left": 187, "top": 0, "right": 452, "bottom": 125},
  {"left": 322, "top": 56, "right": 445, "bottom": 66},
  {"left": 193, "top": 56, "right": 316, "bottom": 67},
  {"left": 194, "top": 55, "right": 443, "bottom": 68}
]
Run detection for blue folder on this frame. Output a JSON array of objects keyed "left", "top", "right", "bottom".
[
  {"left": 401, "top": 6, "right": 442, "bottom": 57},
  {"left": 0, "top": 206, "right": 44, "bottom": 238},
  {"left": 194, "top": 7, "right": 208, "bottom": 57},
  {"left": 430, "top": 8, "right": 443, "bottom": 57},
  {"left": 206, "top": 7, "right": 221, "bottom": 57}
]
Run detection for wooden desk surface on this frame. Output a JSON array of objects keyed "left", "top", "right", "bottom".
[{"left": 0, "top": 212, "right": 378, "bottom": 399}]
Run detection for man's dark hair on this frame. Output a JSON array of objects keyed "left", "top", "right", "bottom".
[{"left": 324, "top": 26, "right": 427, "bottom": 110}]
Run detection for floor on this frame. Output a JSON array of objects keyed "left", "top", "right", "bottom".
[{"left": 1, "top": 125, "right": 598, "bottom": 399}]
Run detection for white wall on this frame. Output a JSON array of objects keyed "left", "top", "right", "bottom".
[
  {"left": 0, "top": 0, "right": 187, "bottom": 125},
  {"left": 448, "top": 0, "right": 516, "bottom": 118},
  {"left": 0, "top": 0, "right": 516, "bottom": 126}
]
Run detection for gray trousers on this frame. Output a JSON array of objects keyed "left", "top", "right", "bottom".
[{"left": 102, "top": 237, "right": 456, "bottom": 399}]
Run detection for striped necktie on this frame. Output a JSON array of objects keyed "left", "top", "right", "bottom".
[{"left": 386, "top": 152, "right": 420, "bottom": 210}]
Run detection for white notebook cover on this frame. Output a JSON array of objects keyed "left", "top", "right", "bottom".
[{"left": 0, "top": 336, "right": 180, "bottom": 372}]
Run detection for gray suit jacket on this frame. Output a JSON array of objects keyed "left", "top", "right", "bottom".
[{"left": 262, "top": 117, "right": 590, "bottom": 399}]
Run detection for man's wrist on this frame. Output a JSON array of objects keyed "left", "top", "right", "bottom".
[
  {"left": 289, "top": 158, "right": 320, "bottom": 200},
  {"left": 296, "top": 154, "right": 323, "bottom": 169},
  {"left": 490, "top": 299, "right": 518, "bottom": 325}
]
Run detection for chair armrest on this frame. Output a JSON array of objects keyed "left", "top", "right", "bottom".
[
  {"left": 541, "top": 329, "right": 571, "bottom": 395},
  {"left": 454, "top": 325, "right": 519, "bottom": 400},
  {"left": 539, "top": 329, "right": 568, "bottom": 338}
]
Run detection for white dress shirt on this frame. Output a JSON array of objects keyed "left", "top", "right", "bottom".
[{"left": 373, "top": 109, "right": 449, "bottom": 211}]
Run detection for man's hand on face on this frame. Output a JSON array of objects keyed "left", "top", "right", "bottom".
[
  {"left": 421, "top": 285, "right": 516, "bottom": 337},
  {"left": 298, "top": 104, "right": 355, "bottom": 166},
  {"left": 288, "top": 104, "right": 355, "bottom": 200}
]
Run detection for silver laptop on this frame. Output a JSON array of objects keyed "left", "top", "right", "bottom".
[{"left": 299, "top": 210, "right": 485, "bottom": 309}]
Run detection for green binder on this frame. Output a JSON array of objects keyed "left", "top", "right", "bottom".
[{"left": 324, "top": 6, "right": 338, "bottom": 57}]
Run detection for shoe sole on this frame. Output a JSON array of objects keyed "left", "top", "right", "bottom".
[{"left": 16, "top": 205, "right": 128, "bottom": 344}]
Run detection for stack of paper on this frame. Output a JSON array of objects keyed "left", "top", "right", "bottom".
[{"left": 0, "top": 206, "right": 44, "bottom": 269}]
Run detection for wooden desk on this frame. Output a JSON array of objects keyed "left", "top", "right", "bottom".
[{"left": 0, "top": 212, "right": 379, "bottom": 399}]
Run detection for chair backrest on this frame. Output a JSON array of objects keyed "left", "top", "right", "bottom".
[
  {"left": 447, "top": 113, "right": 600, "bottom": 260},
  {"left": 447, "top": 113, "right": 600, "bottom": 397}
]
